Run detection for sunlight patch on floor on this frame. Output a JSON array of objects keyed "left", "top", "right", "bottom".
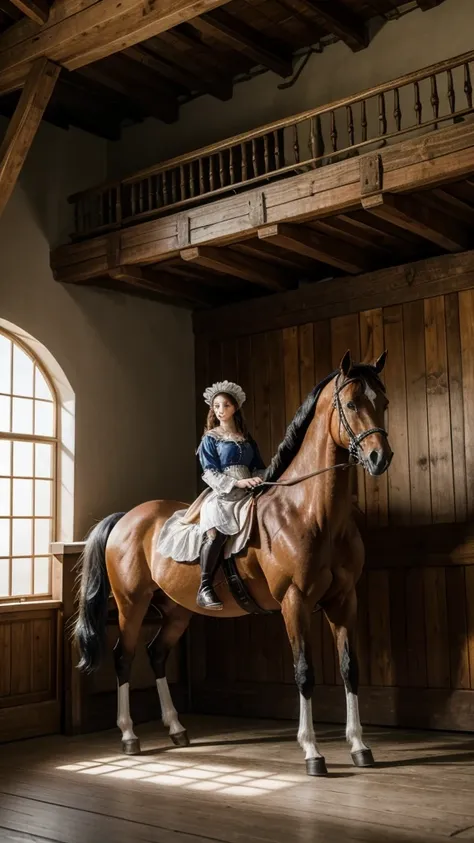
[{"left": 56, "top": 754, "right": 305, "bottom": 797}]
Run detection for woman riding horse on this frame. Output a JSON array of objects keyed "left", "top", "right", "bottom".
[
  {"left": 74, "top": 351, "right": 393, "bottom": 776},
  {"left": 157, "top": 380, "right": 265, "bottom": 610}
]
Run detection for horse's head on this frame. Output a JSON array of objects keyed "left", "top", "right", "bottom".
[{"left": 330, "top": 350, "right": 393, "bottom": 476}]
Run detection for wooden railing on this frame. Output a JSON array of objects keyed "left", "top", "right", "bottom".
[{"left": 70, "top": 49, "right": 474, "bottom": 240}]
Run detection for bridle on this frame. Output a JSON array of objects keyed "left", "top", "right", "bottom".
[
  {"left": 256, "top": 369, "right": 389, "bottom": 490},
  {"left": 333, "top": 370, "right": 389, "bottom": 466}
]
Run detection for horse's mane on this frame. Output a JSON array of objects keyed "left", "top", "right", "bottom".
[{"left": 261, "top": 363, "right": 384, "bottom": 492}]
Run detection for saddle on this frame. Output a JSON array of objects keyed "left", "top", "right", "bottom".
[{"left": 179, "top": 488, "right": 211, "bottom": 525}]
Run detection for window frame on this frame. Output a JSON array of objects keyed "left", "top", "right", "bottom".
[{"left": 0, "top": 328, "right": 59, "bottom": 602}]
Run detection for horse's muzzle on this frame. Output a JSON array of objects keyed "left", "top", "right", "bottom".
[{"left": 365, "top": 447, "right": 393, "bottom": 476}]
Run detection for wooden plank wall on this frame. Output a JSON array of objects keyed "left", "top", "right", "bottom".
[
  {"left": 191, "top": 289, "right": 474, "bottom": 732},
  {"left": 0, "top": 606, "right": 61, "bottom": 741}
]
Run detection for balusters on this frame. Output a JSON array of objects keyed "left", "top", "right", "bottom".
[
  {"left": 308, "top": 117, "right": 317, "bottom": 166},
  {"left": 138, "top": 180, "right": 144, "bottom": 214},
  {"left": 209, "top": 156, "right": 215, "bottom": 192},
  {"left": 273, "top": 130, "right": 280, "bottom": 170},
  {"left": 346, "top": 105, "right": 354, "bottom": 148},
  {"left": 414, "top": 81, "right": 422, "bottom": 125},
  {"left": 378, "top": 93, "right": 387, "bottom": 137},
  {"left": 162, "top": 172, "right": 169, "bottom": 206},
  {"left": 464, "top": 62, "right": 473, "bottom": 109},
  {"left": 229, "top": 147, "right": 235, "bottom": 184},
  {"left": 430, "top": 74, "right": 439, "bottom": 129},
  {"left": 293, "top": 124, "right": 300, "bottom": 164},
  {"left": 147, "top": 177, "right": 153, "bottom": 212},
  {"left": 189, "top": 162, "right": 196, "bottom": 198},
  {"left": 447, "top": 68, "right": 455, "bottom": 113},
  {"left": 179, "top": 165, "right": 186, "bottom": 201},
  {"left": 330, "top": 111, "right": 338, "bottom": 152},
  {"left": 361, "top": 100, "right": 367, "bottom": 143},
  {"left": 241, "top": 143, "right": 248, "bottom": 182},
  {"left": 218, "top": 151, "right": 225, "bottom": 187},
  {"left": 263, "top": 135, "right": 270, "bottom": 173},
  {"left": 130, "top": 183, "right": 136, "bottom": 216},
  {"left": 198, "top": 158, "right": 205, "bottom": 194},
  {"left": 393, "top": 88, "right": 401, "bottom": 132},
  {"left": 156, "top": 174, "right": 163, "bottom": 208},
  {"left": 251, "top": 138, "right": 258, "bottom": 176},
  {"left": 171, "top": 170, "right": 177, "bottom": 203}
]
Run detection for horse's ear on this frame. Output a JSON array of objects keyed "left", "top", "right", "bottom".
[
  {"left": 340, "top": 350, "right": 352, "bottom": 376},
  {"left": 374, "top": 350, "right": 388, "bottom": 373}
]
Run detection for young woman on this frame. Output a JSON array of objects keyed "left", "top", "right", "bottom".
[{"left": 157, "top": 380, "right": 265, "bottom": 610}]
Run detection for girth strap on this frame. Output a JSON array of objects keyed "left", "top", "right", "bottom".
[{"left": 222, "top": 555, "right": 277, "bottom": 615}]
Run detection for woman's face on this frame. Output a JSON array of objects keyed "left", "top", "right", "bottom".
[{"left": 213, "top": 393, "right": 237, "bottom": 424}]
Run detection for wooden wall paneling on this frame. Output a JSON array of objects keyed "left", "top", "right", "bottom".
[
  {"left": 251, "top": 333, "right": 271, "bottom": 466},
  {"left": 445, "top": 567, "right": 470, "bottom": 690},
  {"left": 313, "top": 319, "right": 332, "bottom": 384},
  {"left": 424, "top": 296, "right": 455, "bottom": 523},
  {"left": 0, "top": 621, "right": 11, "bottom": 696},
  {"left": 423, "top": 567, "right": 450, "bottom": 689},
  {"left": 403, "top": 300, "right": 431, "bottom": 525},
  {"left": 10, "top": 621, "right": 31, "bottom": 696},
  {"left": 383, "top": 305, "right": 410, "bottom": 525},
  {"left": 464, "top": 566, "right": 474, "bottom": 691},
  {"left": 31, "top": 617, "right": 52, "bottom": 694},
  {"left": 459, "top": 289, "right": 474, "bottom": 519},
  {"left": 267, "top": 329, "right": 286, "bottom": 455},
  {"left": 298, "top": 323, "right": 314, "bottom": 399},
  {"left": 360, "top": 308, "right": 388, "bottom": 528},
  {"left": 282, "top": 326, "right": 301, "bottom": 424},
  {"left": 237, "top": 336, "right": 255, "bottom": 434},
  {"left": 405, "top": 567, "right": 428, "bottom": 688},
  {"left": 445, "top": 293, "right": 467, "bottom": 523},
  {"left": 367, "top": 569, "right": 394, "bottom": 686},
  {"left": 389, "top": 568, "right": 408, "bottom": 687},
  {"left": 356, "top": 570, "right": 370, "bottom": 687}
]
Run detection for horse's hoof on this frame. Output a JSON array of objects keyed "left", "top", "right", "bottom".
[
  {"left": 171, "top": 730, "right": 190, "bottom": 747},
  {"left": 122, "top": 738, "right": 141, "bottom": 755},
  {"left": 351, "top": 749, "right": 375, "bottom": 767},
  {"left": 306, "top": 756, "right": 328, "bottom": 777}
]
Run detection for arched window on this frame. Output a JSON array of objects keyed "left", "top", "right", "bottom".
[{"left": 0, "top": 329, "right": 57, "bottom": 600}]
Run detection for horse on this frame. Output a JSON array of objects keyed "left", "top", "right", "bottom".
[{"left": 74, "top": 350, "right": 393, "bottom": 777}]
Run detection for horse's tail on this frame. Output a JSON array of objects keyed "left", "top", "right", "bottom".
[{"left": 74, "top": 512, "right": 125, "bottom": 673}]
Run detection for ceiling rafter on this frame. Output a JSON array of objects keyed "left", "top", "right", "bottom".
[
  {"left": 108, "top": 265, "right": 217, "bottom": 308},
  {"left": 181, "top": 245, "right": 293, "bottom": 291},
  {"left": 8, "top": 0, "right": 48, "bottom": 25},
  {"left": 258, "top": 223, "right": 372, "bottom": 273},
  {"left": 123, "top": 44, "right": 231, "bottom": 102},
  {"left": 299, "top": 0, "right": 369, "bottom": 51}
]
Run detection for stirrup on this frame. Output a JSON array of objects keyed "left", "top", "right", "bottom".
[{"left": 196, "top": 585, "right": 223, "bottom": 610}]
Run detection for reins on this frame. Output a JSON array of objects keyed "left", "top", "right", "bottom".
[{"left": 257, "top": 460, "right": 356, "bottom": 488}]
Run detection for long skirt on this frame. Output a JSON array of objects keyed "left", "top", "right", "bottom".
[{"left": 156, "top": 465, "right": 254, "bottom": 562}]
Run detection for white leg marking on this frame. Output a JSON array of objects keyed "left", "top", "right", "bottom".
[
  {"left": 297, "top": 694, "right": 323, "bottom": 760},
  {"left": 345, "top": 689, "right": 369, "bottom": 753},
  {"left": 117, "top": 682, "right": 138, "bottom": 743},
  {"left": 156, "top": 677, "right": 185, "bottom": 736}
]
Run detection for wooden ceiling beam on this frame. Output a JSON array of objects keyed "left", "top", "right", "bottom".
[
  {"left": 300, "top": 0, "right": 368, "bottom": 52},
  {"left": 258, "top": 222, "right": 371, "bottom": 274},
  {"left": 192, "top": 9, "right": 293, "bottom": 78},
  {"left": 77, "top": 58, "right": 179, "bottom": 124},
  {"left": 416, "top": 0, "right": 443, "bottom": 9},
  {"left": 122, "top": 45, "right": 230, "bottom": 101},
  {"left": 0, "top": 0, "right": 230, "bottom": 76},
  {"left": 0, "top": 0, "right": 22, "bottom": 21},
  {"left": 362, "top": 192, "right": 472, "bottom": 253},
  {"left": 181, "top": 245, "right": 291, "bottom": 291},
  {"left": 146, "top": 35, "right": 233, "bottom": 100},
  {"left": 108, "top": 265, "right": 216, "bottom": 308},
  {"left": 8, "top": 0, "right": 49, "bottom": 25},
  {"left": 0, "top": 57, "right": 59, "bottom": 219}
]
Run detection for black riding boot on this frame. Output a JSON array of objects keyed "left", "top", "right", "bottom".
[{"left": 196, "top": 532, "right": 225, "bottom": 610}]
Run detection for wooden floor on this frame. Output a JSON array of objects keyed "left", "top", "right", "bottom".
[{"left": 1, "top": 715, "right": 474, "bottom": 842}]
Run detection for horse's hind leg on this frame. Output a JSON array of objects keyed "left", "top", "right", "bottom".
[
  {"left": 114, "top": 594, "right": 151, "bottom": 755},
  {"left": 147, "top": 599, "right": 192, "bottom": 747},
  {"left": 281, "top": 584, "right": 327, "bottom": 777},
  {"left": 324, "top": 590, "right": 374, "bottom": 768}
]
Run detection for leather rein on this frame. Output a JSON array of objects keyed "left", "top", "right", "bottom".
[{"left": 255, "top": 371, "right": 388, "bottom": 490}]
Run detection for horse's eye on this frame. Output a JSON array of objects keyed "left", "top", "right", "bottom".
[{"left": 347, "top": 401, "right": 356, "bottom": 411}]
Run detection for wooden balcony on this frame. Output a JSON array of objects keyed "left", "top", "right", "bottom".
[{"left": 51, "top": 49, "right": 474, "bottom": 309}]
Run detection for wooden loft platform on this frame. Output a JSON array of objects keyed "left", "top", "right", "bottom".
[{"left": 50, "top": 49, "right": 474, "bottom": 309}]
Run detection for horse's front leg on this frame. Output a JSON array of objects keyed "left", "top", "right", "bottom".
[
  {"left": 324, "top": 590, "right": 374, "bottom": 768},
  {"left": 281, "top": 584, "right": 328, "bottom": 777}
]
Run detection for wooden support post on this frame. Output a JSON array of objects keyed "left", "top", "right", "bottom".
[{"left": 0, "top": 57, "right": 60, "bottom": 219}]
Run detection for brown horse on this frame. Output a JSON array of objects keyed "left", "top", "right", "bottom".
[{"left": 74, "top": 351, "right": 392, "bottom": 776}]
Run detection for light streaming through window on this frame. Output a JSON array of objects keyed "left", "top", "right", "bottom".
[{"left": 0, "top": 331, "right": 56, "bottom": 599}]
